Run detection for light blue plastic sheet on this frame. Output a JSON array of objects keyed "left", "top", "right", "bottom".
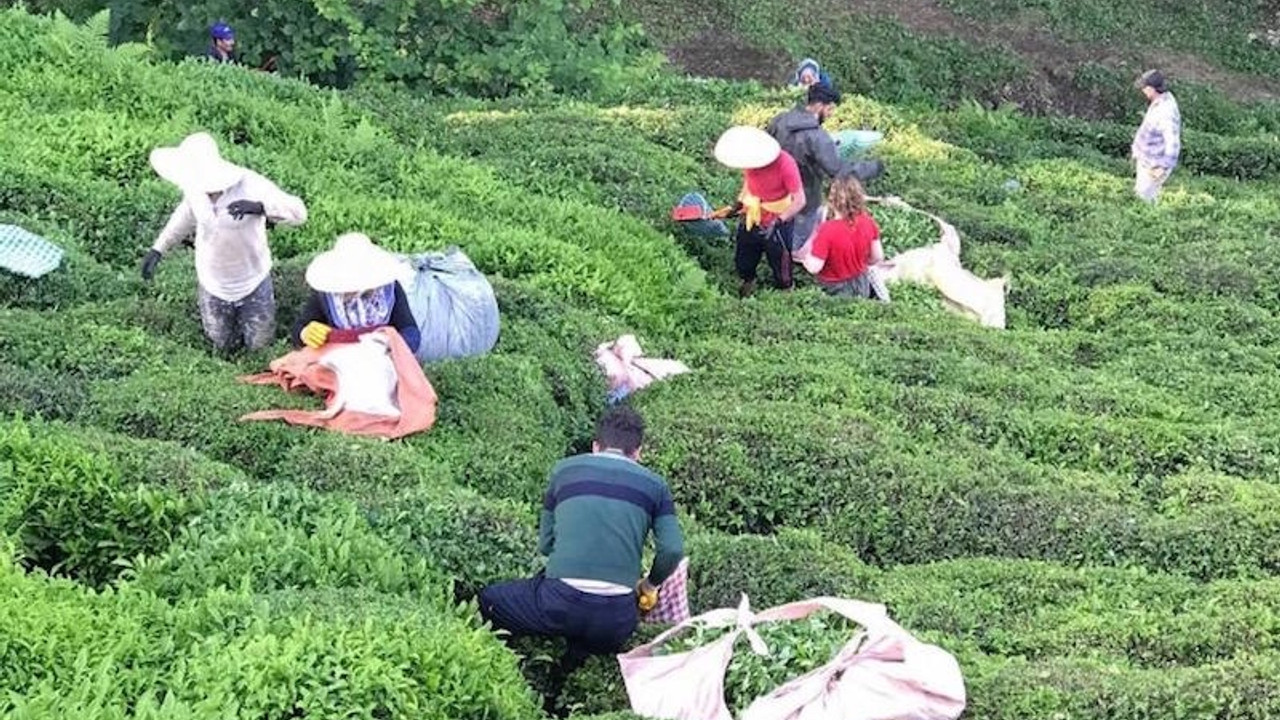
[{"left": 398, "top": 247, "right": 500, "bottom": 363}]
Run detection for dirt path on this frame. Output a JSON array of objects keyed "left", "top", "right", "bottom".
[{"left": 662, "top": 0, "right": 1280, "bottom": 113}]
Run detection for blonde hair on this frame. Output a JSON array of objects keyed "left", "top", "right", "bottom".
[{"left": 826, "top": 174, "right": 867, "bottom": 223}]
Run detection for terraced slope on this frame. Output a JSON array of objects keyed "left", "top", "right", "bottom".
[{"left": 3, "top": 9, "right": 1280, "bottom": 720}]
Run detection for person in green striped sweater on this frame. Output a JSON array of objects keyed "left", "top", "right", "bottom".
[{"left": 478, "top": 405, "right": 685, "bottom": 713}]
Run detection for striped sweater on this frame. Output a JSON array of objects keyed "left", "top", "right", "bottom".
[{"left": 539, "top": 451, "right": 685, "bottom": 589}]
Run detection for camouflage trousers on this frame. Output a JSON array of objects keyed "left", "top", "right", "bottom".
[{"left": 197, "top": 276, "right": 276, "bottom": 353}]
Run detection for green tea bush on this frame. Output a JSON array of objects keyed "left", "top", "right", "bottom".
[
  {"left": 0, "top": 563, "right": 543, "bottom": 720},
  {"left": 170, "top": 589, "right": 543, "bottom": 720},
  {"left": 0, "top": 362, "right": 88, "bottom": 421},
  {"left": 685, "top": 529, "right": 879, "bottom": 611},
  {"left": 8, "top": 6, "right": 1280, "bottom": 718},
  {"left": 0, "top": 417, "right": 200, "bottom": 587},
  {"left": 876, "top": 558, "right": 1280, "bottom": 665},
  {"left": 367, "top": 484, "right": 542, "bottom": 598},
  {"left": 115, "top": 0, "right": 647, "bottom": 99},
  {"left": 127, "top": 482, "right": 446, "bottom": 601}
]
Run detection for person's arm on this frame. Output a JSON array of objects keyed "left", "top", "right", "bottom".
[
  {"left": 291, "top": 292, "right": 329, "bottom": 348},
  {"left": 1160, "top": 105, "right": 1181, "bottom": 169},
  {"left": 866, "top": 214, "right": 884, "bottom": 265},
  {"left": 802, "top": 223, "right": 828, "bottom": 275},
  {"left": 152, "top": 201, "right": 197, "bottom": 254},
  {"left": 537, "top": 481, "right": 557, "bottom": 557},
  {"left": 389, "top": 282, "right": 421, "bottom": 353},
  {"left": 868, "top": 239, "right": 885, "bottom": 266},
  {"left": 778, "top": 155, "right": 807, "bottom": 222},
  {"left": 646, "top": 488, "right": 684, "bottom": 586},
  {"left": 252, "top": 176, "right": 309, "bottom": 227},
  {"left": 813, "top": 131, "right": 846, "bottom": 180}
]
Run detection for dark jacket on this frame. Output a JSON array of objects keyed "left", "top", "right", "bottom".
[
  {"left": 291, "top": 281, "right": 421, "bottom": 354},
  {"left": 766, "top": 109, "right": 847, "bottom": 215},
  {"left": 204, "top": 46, "right": 237, "bottom": 64}
]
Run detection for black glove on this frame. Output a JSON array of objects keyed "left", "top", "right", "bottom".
[
  {"left": 141, "top": 249, "right": 163, "bottom": 281},
  {"left": 226, "top": 199, "right": 266, "bottom": 220}
]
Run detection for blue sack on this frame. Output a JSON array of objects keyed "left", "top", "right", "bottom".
[
  {"left": 831, "top": 129, "right": 884, "bottom": 160},
  {"left": 675, "top": 192, "right": 728, "bottom": 238},
  {"left": 398, "top": 247, "right": 500, "bottom": 363}
]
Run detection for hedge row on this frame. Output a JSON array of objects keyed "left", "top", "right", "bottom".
[
  {"left": 7, "top": 286, "right": 1280, "bottom": 583},
  {"left": 0, "top": 563, "right": 543, "bottom": 719},
  {"left": 0, "top": 9, "right": 712, "bottom": 334},
  {"left": 391, "top": 79, "right": 1280, "bottom": 333},
  {"left": 8, "top": 413, "right": 1280, "bottom": 717},
  {"left": 0, "top": 269, "right": 618, "bottom": 506}
]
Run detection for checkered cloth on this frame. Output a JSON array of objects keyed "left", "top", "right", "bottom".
[
  {"left": 642, "top": 557, "right": 691, "bottom": 625},
  {"left": 0, "top": 225, "right": 63, "bottom": 279}
]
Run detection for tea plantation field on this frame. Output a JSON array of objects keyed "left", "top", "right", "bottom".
[{"left": 3, "top": 8, "right": 1280, "bottom": 719}]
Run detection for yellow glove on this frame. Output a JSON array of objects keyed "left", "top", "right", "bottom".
[
  {"left": 301, "top": 321, "right": 332, "bottom": 349},
  {"left": 637, "top": 579, "right": 659, "bottom": 613}
]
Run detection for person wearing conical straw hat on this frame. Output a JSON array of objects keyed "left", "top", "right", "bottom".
[
  {"left": 714, "top": 125, "right": 806, "bottom": 298},
  {"left": 142, "top": 131, "right": 308, "bottom": 354},
  {"left": 291, "top": 233, "right": 421, "bottom": 354}
]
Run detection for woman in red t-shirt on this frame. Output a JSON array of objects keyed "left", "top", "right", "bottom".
[{"left": 799, "top": 174, "right": 884, "bottom": 298}]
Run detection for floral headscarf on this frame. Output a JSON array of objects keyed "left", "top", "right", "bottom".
[{"left": 323, "top": 282, "right": 395, "bottom": 330}]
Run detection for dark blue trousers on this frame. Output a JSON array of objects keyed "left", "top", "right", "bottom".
[{"left": 478, "top": 573, "right": 638, "bottom": 655}]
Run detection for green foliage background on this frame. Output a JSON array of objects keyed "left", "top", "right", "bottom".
[{"left": 3, "top": 2, "right": 1280, "bottom": 719}]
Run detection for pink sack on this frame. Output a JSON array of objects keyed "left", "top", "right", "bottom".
[
  {"left": 617, "top": 595, "right": 966, "bottom": 720},
  {"left": 643, "top": 557, "right": 692, "bottom": 625},
  {"left": 594, "top": 334, "right": 691, "bottom": 398}
]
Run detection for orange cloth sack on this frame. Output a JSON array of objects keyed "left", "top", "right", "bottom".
[{"left": 238, "top": 327, "right": 437, "bottom": 439}]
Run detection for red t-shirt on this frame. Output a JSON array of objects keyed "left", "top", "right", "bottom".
[
  {"left": 810, "top": 212, "right": 880, "bottom": 284},
  {"left": 743, "top": 151, "right": 802, "bottom": 224}
]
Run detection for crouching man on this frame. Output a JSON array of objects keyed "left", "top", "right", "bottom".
[{"left": 478, "top": 405, "right": 685, "bottom": 713}]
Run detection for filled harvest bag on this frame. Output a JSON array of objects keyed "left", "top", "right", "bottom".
[
  {"left": 618, "top": 594, "right": 966, "bottom": 720},
  {"left": 397, "top": 247, "right": 500, "bottom": 363},
  {"left": 0, "top": 224, "right": 63, "bottom": 279},
  {"left": 868, "top": 195, "right": 1008, "bottom": 329}
]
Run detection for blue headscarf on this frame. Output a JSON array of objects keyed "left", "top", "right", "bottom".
[{"left": 792, "top": 58, "right": 833, "bottom": 89}]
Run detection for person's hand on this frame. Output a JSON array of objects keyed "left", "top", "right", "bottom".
[
  {"left": 301, "top": 321, "right": 332, "bottom": 349},
  {"left": 227, "top": 199, "right": 266, "bottom": 220},
  {"left": 1149, "top": 166, "right": 1168, "bottom": 179},
  {"left": 140, "top": 249, "right": 163, "bottom": 281},
  {"left": 637, "top": 579, "right": 659, "bottom": 613}
]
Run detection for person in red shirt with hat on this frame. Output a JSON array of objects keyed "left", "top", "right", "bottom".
[
  {"left": 713, "top": 126, "right": 806, "bottom": 298},
  {"left": 799, "top": 173, "right": 883, "bottom": 298}
]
